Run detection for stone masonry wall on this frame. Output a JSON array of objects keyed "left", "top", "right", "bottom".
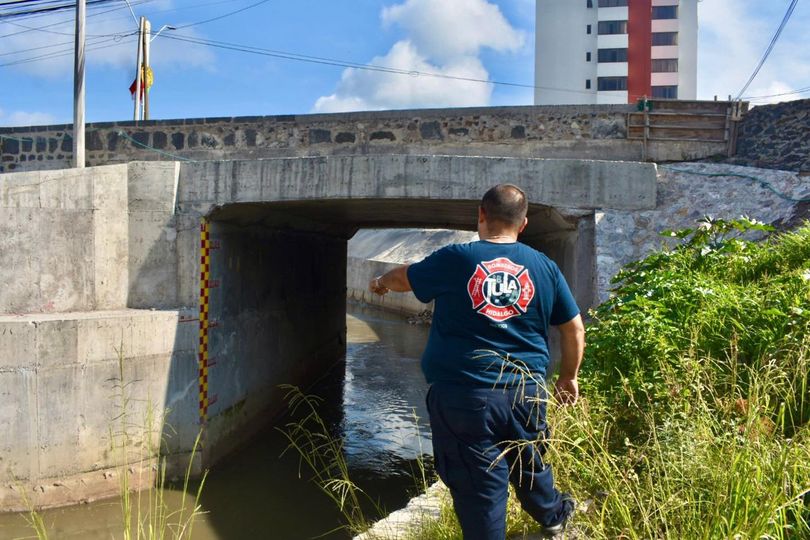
[
  {"left": 595, "top": 162, "right": 810, "bottom": 303},
  {"left": 0, "top": 105, "right": 633, "bottom": 173},
  {"left": 732, "top": 98, "right": 810, "bottom": 173}
]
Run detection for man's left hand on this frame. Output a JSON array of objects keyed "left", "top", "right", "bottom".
[{"left": 555, "top": 377, "right": 579, "bottom": 405}]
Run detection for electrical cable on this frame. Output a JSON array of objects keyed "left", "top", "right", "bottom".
[
  {"left": 0, "top": 0, "right": 118, "bottom": 20},
  {"left": 0, "top": 0, "right": 151, "bottom": 38},
  {"left": 2, "top": 16, "right": 134, "bottom": 36},
  {"left": 743, "top": 85, "right": 810, "bottom": 101},
  {"left": 173, "top": 0, "right": 273, "bottom": 29},
  {"left": 156, "top": 32, "right": 604, "bottom": 97},
  {"left": 735, "top": 0, "right": 799, "bottom": 100},
  {"left": 0, "top": 34, "right": 135, "bottom": 67}
]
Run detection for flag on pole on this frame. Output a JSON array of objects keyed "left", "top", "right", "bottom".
[{"left": 129, "top": 66, "right": 154, "bottom": 99}]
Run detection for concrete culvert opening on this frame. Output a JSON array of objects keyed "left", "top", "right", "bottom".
[{"left": 197, "top": 199, "right": 595, "bottom": 461}]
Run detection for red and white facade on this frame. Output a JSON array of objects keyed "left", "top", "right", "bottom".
[{"left": 535, "top": 0, "right": 697, "bottom": 105}]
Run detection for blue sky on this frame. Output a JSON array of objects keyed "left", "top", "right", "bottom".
[{"left": 0, "top": 0, "right": 808, "bottom": 126}]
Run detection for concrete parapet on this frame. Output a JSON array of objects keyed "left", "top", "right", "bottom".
[{"left": 0, "top": 165, "right": 129, "bottom": 314}]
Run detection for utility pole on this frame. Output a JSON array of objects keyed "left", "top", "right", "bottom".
[
  {"left": 73, "top": 0, "right": 86, "bottom": 168},
  {"left": 143, "top": 18, "right": 151, "bottom": 120},
  {"left": 133, "top": 16, "right": 145, "bottom": 122}
]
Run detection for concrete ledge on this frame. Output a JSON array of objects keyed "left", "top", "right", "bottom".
[
  {"left": 354, "top": 481, "right": 447, "bottom": 540},
  {"left": 0, "top": 457, "right": 158, "bottom": 513}
]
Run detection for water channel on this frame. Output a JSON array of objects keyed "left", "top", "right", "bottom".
[{"left": 0, "top": 304, "right": 433, "bottom": 540}]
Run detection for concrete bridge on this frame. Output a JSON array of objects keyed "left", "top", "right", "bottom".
[{"left": 0, "top": 154, "right": 656, "bottom": 510}]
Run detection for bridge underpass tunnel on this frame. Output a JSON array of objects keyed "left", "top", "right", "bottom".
[{"left": 196, "top": 198, "right": 595, "bottom": 465}]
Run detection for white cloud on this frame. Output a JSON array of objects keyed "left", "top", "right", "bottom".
[
  {"left": 382, "top": 0, "right": 525, "bottom": 62},
  {"left": 0, "top": 108, "right": 56, "bottom": 127},
  {"left": 314, "top": 0, "right": 524, "bottom": 113},
  {"left": 698, "top": 0, "right": 810, "bottom": 104},
  {"left": 0, "top": 1, "right": 214, "bottom": 78},
  {"left": 315, "top": 41, "right": 493, "bottom": 112}
]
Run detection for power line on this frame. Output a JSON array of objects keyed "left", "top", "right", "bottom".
[
  {"left": 0, "top": 0, "right": 117, "bottom": 20},
  {"left": 0, "top": 0, "right": 151, "bottom": 38},
  {"left": 0, "top": 0, "right": 275, "bottom": 68},
  {"left": 743, "top": 85, "right": 810, "bottom": 101},
  {"left": 157, "top": 32, "right": 603, "bottom": 97},
  {"left": 735, "top": 0, "right": 800, "bottom": 100},
  {"left": 0, "top": 34, "right": 134, "bottom": 67},
  {"left": 174, "top": 0, "right": 273, "bottom": 29},
  {"left": 2, "top": 15, "right": 133, "bottom": 36}
]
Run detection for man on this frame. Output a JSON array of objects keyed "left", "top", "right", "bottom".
[{"left": 368, "top": 184, "right": 586, "bottom": 539}]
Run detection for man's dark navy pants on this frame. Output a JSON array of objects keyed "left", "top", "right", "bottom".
[{"left": 427, "top": 381, "right": 566, "bottom": 540}]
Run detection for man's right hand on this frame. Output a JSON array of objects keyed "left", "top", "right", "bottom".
[
  {"left": 555, "top": 376, "right": 579, "bottom": 405},
  {"left": 369, "top": 276, "right": 389, "bottom": 296}
]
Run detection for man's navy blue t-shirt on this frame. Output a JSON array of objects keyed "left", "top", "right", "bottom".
[{"left": 407, "top": 241, "right": 580, "bottom": 387}]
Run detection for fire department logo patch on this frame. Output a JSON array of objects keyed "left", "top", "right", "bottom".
[{"left": 467, "top": 257, "right": 535, "bottom": 322}]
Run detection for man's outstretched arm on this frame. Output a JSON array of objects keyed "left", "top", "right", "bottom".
[
  {"left": 555, "top": 314, "right": 585, "bottom": 405},
  {"left": 369, "top": 265, "right": 412, "bottom": 295}
]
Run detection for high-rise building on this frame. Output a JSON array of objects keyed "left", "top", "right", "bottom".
[{"left": 534, "top": 0, "right": 697, "bottom": 105}]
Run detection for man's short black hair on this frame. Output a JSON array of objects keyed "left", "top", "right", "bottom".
[{"left": 481, "top": 184, "right": 528, "bottom": 229}]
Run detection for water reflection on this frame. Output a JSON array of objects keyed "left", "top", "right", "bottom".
[{"left": 0, "top": 305, "right": 431, "bottom": 540}]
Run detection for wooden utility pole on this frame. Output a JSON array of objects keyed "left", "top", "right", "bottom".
[
  {"left": 143, "top": 19, "right": 151, "bottom": 120},
  {"left": 133, "top": 16, "right": 145, "bottom": 122},
  {"left": 73, "top": 0, "right": 86, "bottom": 168}
]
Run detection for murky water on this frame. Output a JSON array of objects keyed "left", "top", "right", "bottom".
[{"left": 0, "top": 305, "right": 432, "bottom": 540}]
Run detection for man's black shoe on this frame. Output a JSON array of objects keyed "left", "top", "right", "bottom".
[{"left": 539, "top": 493, "right": 575, "bottom": 537}]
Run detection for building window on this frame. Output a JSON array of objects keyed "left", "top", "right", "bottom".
[
  {"left": 586, "top": 51, "right": 592, "bottom": 61},
  {"left": 652, "top": 6, "right": 678, "bottom": 19},
  {"left": 598, "top": 0, "right": 628, "bottom": 7},
  {"left": 652, "top": 85, "right": 678, "bottom": 99},
  {"left": 652, "top": 58, "right": 679, "bottom": 72},
  {"left": 598, "top": 20, "right": 628, "bottom": 35},
  {"left": 586, "top": 79, "right": 592, "bottom": 89},
  {"left": 598, "top": 48, "right": 628, "bottom": 62},
  {"left": 587, "top": 0, "right": 593, "bottom": 7},
  {"left": 587, "top": 24, "right": 592, "bottom": 34},
  {"left": 598, "top": 76, "right": 628, "bottom": 91},
  {"left": 652, "top": 32, "right": 678, "bottom": 46}
]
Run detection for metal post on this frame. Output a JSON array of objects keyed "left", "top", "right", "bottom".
[
  {"left": 133, "top": 16, "right": 145, "bottom": 122},
  {"left": 73, "top": 0, "right": 86, "bottom": 168},
  {"left": 143, "top": 19, "right": 151, "bottom": 120}
]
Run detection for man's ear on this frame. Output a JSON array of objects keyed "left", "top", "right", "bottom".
[
  {"left": 478, "top": 207, "right": 486, "bottom": 224},
  {"left": 518, "top": 216, "right": 528, "bottom": 234}
]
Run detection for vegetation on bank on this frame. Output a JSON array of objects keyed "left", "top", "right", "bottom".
[{"left": 299, "top": 218, "right": 810, "bottom": 539}]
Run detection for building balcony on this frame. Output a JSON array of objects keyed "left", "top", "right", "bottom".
[
  {"left": 651, "top": 45, "right": 679, "bottom": 59},
  {"left": 651, "top": 19, "right": 679, "bottom": 32},
  {"left": 651, "top": 72, "right": 679, "bottom": 86},
  {"left": 597, "top": 6, "right": 629, "bottom": 20},
  {"left": 597, "top": 33, "right": 629, "bottom": 49},
  {"left": 597, "top": 61, "right": 629, "bottom": 77}
]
